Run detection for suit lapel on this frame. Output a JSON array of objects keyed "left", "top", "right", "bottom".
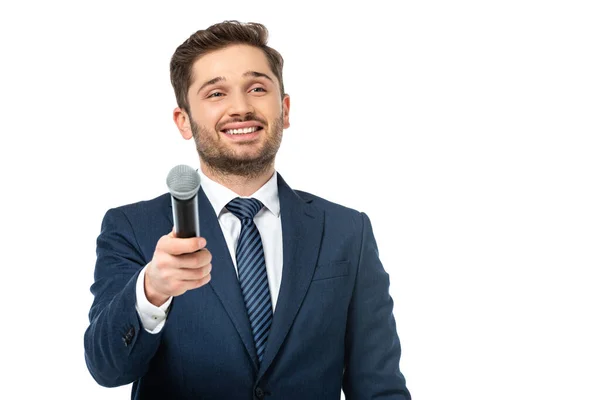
[
  {"left": 258, "top": 174, "right": 324, "bottom": 380},
  {"left": 169, "top": 187, "right": 259, "bottom": 371}
]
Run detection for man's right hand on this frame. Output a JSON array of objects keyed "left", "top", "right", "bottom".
[{"left": 144, "top": 228, "right": 212, "bottom": 307}]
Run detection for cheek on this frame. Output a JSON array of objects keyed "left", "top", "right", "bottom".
[
  {"left": 260, "top": 98, "right": 283, "bottom": 119},
  {"left": 193, "top": 105, "right": 226, "bottom": 128}
]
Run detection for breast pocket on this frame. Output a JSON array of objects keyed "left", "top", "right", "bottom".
[{"left": 311, "top": 260, "right": 350, "bottom": 281}]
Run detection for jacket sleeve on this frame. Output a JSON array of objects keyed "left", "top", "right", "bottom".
[
  {"left": 342, "top": 212, "right": 411, "bottom": 399},
  {"left": 84, "top": 208, "right": 164, "bottom": 387}
]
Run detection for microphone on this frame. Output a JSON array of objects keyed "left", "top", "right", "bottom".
[{"left": 166, "top": 165, "right": 201, "bottom": 238}]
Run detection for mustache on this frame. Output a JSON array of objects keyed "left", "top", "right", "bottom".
[{"left": 216, "top": 114, "right": 268, "bottom": 131}]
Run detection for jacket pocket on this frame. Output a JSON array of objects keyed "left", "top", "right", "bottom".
[{"left": 312, "top": 260, "right": 350, "bottom": 281}]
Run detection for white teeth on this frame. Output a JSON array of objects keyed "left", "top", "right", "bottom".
[{"left": 225, "top": 126, "right": 260, "bottom": 135}]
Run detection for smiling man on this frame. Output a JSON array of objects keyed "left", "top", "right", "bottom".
[{"left": 84, "top": 21, "right": 411, "bottom": 399}]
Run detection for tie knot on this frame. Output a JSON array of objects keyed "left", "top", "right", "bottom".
[{"left": 226, "top": 197, "right": 264, "bottom": 220}]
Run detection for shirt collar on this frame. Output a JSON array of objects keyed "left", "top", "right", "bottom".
[{"left": 197, "top": 168, "right": 280, "bottom": 218}]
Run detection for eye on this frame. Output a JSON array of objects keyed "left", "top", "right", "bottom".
[
  {"left": 207, "top": 91, "right": 224, "bottom": 98},
  {"left": 250, "top": 87, "right": 266, "bottom": 93}
]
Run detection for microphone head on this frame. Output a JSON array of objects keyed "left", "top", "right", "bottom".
[{"left": 166, "top": 165, "right": 201, "bottom": 200}]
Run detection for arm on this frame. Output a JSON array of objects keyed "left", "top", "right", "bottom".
[
  {"left": 342, "top": 212, "right": 411, "bottom": 399},
  {"left": 84, "top": 208, "right": 165, "bottom": 387}
]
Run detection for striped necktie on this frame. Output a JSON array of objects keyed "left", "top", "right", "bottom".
[{"left": 226, "top": 197, "right": 273, "bottom": 363}]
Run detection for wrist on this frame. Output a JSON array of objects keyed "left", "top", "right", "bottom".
[{"left": 144, "top": 274, "right": 170, "bottom": 307}]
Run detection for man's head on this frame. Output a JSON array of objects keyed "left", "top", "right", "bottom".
[{"left": 170, "top": 21, "right": 290, "bottom": 178}]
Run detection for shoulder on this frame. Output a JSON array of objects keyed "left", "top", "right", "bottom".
[
  {"left": 102, "top": 192, "right": 171, "bottom": 226},
  {"left": 98, "top": 193, "right": 172, "bottom": 258},
  {"left": 294, "top": 189, "right": 366, "bottom": 229},
  {"left": 115, "top": 192, "right": 171, "bottom": 212}
]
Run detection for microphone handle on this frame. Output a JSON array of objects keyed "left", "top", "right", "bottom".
[{"left": 171, "top": 195, "right": 200, "bottom": 238}]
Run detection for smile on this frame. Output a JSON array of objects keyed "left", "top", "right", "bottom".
[{"left": 223, "top": 126, "right": 263, "bottom": 135}]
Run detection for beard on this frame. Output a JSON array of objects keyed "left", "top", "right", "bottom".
[{"left": 190, "top": 112, "right": 284, "bottom": 179}]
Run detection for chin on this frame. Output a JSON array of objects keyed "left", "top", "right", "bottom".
[{"left": 229, "top": 146, "right": 265, "bottom": 159}]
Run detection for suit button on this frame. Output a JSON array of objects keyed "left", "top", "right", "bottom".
[
  {"left": 255, "top": 387, "right": 264, "bottom": 399},
  {"left": 123, "top": 327, "right": 135, "bottom": 346}
]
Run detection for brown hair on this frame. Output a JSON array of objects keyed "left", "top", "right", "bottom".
[{"left": 170, "top": 20, "right": 285, "bottom": 115}]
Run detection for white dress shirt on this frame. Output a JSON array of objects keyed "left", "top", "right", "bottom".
[{"left": 135, "top": 169, "right": 283, "bottom": 333}]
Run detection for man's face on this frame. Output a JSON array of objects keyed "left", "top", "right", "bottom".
[{"left": 183, "top": 44, "right": 290, "bottom": 177}]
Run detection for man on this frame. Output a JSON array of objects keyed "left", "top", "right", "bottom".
[{"left": 84, "top": 21, "right": 411, "bottom": 399}]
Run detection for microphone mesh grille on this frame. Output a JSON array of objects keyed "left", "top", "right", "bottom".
[{"left": 166, "top": 165, "right": 201, "bottom": 200}]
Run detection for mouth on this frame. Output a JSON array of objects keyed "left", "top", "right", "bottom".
[{"left": 221, "top": 126, "right": 264, "bottom": 136}]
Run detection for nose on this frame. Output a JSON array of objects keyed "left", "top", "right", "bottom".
[{"left": 227, "top": 91, "right": 254, "bottom": 117}]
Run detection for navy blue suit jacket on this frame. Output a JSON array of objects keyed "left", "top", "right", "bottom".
[{"left": 84, "top": 174, "right": 410, "bottom": 399}]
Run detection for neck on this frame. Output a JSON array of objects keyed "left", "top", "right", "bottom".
[{"left": 200, "top": 161, "right": 275, "bottom": 197}]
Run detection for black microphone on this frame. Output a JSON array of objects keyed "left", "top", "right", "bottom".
[{"left": 166, "top": 165, "right": 201, "bottom": 238}]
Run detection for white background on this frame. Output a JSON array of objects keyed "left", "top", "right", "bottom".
[{"left": 1, "top": 0, "right": 598, "bottom": 399}]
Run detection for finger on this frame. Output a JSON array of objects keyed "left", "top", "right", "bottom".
[
  {"left": 160, "top": 236, "right": 207, "bottom": 255},
  {"left": 177, "top": 249, "right": 212, "bottom": 269},
  {"left": 184, "top": 273, "right": 212, "bottom": 291},
  {"left": 179, "top": 263, "right": 212, "bottom": 281}
]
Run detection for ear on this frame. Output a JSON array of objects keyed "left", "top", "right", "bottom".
[
  {"left": 282, "top": 95, "right": 291, "bottom": 129},
  {"left": 173, "top": 107, "right": 193, "bottom": 140}
]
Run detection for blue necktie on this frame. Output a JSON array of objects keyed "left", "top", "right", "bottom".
[{"left": 226, "top": 197, "right": 273, "bottom": 363}]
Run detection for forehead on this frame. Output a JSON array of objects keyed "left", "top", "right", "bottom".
[{"left": 190, "top": 44, "right": 272, "bottom": 85}]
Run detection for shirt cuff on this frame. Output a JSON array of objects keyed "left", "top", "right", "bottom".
[{"left": 135, "top": 264, "right": 173, "bottom": 334}]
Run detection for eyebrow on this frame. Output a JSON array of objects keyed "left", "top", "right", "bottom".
[
  {"left": 243, "top": 71, "right": 274, "bottom": 82},
  {"left": 197, "top": 71, "right": 274, "bottom": 94}
]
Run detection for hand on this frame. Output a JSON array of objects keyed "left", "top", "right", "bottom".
[{"left": 144, "top": 228, "right": 212, "bottom": 306}]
